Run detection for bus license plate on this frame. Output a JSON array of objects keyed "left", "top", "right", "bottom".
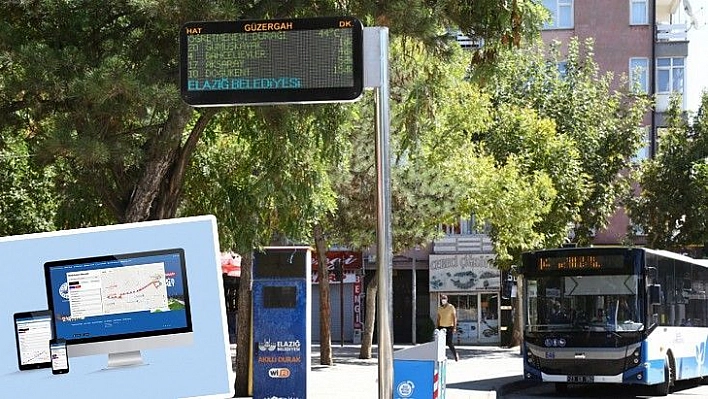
[{"left": 567, "top": 375, "right": 594, "bottom": 383}]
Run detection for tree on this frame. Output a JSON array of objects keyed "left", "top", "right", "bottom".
[
  {"left": 180, "top": 104, "right": 346, "bottom": 395},
  {"left": 0, "top": 1, "right": 549, "bottom": 393},
  {"left": 480, "top": 37, "right": 651, "bottom": 248},
  {"left": 318, "top": 32, "right": 573, "bottom": 355},
  {"left": 627, "top": 93, "right": 708, "bottom": 250},
  {"left": 0, "top": 0, "right": 546, "bottom": 227}
]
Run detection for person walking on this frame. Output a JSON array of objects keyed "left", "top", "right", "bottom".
[{"left": 437, "top": 294, "right": 459, "bottom": 361}]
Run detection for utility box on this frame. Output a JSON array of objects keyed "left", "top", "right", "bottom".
[
  {"left": 252, "top": 247, "right": 312, "bottom": 399},
  {"left": 393, "top": 329, "right": 447, "bottom": 399},
  {"left": 352, "top": 329, "right": 362, "bottom": 344}
]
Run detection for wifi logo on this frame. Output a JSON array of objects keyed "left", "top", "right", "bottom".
[{"left": 268, "top": 368, "right": 291, "bottom": 378}]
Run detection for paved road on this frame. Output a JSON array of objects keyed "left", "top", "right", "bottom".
[
  {"left": 505, "top": 379, "right": 708, "bottom": 398},
  {"left": 308, "top": 344, "right": 523, "bottom": 399},
  {"left": 219, "top": 344, "right": 708, "bottom": 398},
  {"left": 231, "top": 343, "right": 525, "bottom": 398}
]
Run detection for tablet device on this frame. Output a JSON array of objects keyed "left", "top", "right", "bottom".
[{"left": 13, "top": 310, "right": 53, "bottom": 370}]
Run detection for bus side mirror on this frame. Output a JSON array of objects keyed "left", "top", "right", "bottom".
[{"left": 649, "top": 284, "right": 662, "bottom": 305}]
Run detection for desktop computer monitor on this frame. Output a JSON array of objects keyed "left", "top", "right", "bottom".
[{"left": 44, "top": 248, "right": 193, "bottom": 368}]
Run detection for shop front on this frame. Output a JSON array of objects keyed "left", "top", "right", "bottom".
[
  {"left": 310, "top": 251, "right": 363, "bottom": 343},
  {"left": 429, "top": 253, "right": 500, "bottom": 345}
]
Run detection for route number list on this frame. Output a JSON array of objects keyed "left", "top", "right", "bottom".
[{"left": 180, "top": 17, "right": 364, "bottom": 106}]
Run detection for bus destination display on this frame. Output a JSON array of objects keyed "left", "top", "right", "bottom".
[
  {"left": 538, "top": 254, "right": 626, "bottom": 271},
  {"left": 180, "top": 17, "right": 364, "bottom": 106}
]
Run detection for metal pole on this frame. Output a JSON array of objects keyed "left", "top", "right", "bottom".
[
  {"left": 340, "top": 274, "right": 344, "bottom": 347},
  {"left": 374, "top": 29, "right": 393, "bottom": 399},
  {"left": 363, "top": 26, "right": 392, "bottom": 399},
  {"left": 411, "top": 254, "right": 417, "bottom": 344}
]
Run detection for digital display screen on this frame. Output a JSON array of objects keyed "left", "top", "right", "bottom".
[
  {"left": 50, "top": 341, "right": 68, "bottom": 371},
  {"left": 538, "top": 254, "right": 627, "bottom": 271},
  {"left": 263, "top": 286, "right": 297, "bottom": 308},
  {"left": 14, "top": 312, "right": 52, "bottom": 369},
  {"left": 180, "top": 17, "right": 364, "bottom": 106},
  {"left": 44, "top": 249, "right": 192, "bottom": 343},
  {"left": 253, "top": 249, "right": 307, "bottom": 279}
]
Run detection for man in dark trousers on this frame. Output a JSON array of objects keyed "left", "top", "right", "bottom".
[{"left": 436, "top": 294, "right": 459, "bottom": 361}]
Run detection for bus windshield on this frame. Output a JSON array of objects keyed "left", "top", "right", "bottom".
[{"left": 526, "top": 274, "right": 643, "bottom": 332}]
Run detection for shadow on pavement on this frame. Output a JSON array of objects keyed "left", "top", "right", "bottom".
[{"left": 447, "top": 376, "right": 533, "bottom": 393}]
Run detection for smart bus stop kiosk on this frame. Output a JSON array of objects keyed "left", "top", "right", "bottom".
[
  {"left": 393, "top": 329, "right": 447, "bottom": 399},
  {"left": 252, "top": 246, "right": 312, "bottom": 399}
]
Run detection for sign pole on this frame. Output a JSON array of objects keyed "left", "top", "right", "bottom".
[
  {"left": 364, "top": 26, "right": 393, "bottom": 399},
  {"left": 179, "top": 17, "right": 392, "bottom": 397}
]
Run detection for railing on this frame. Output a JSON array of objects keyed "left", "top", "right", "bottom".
[
  {"left": 656, "top": 23, "right": 688, "bottom": 41},
  {"left": 433, "top": 233, "right": 493, "bottom": 253}
]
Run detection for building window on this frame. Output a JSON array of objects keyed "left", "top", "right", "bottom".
[
  {"left": 543, "top": 0, "right": 574, "bottom": 29},
  {"left": 629, "top": 58, "right": 649, "bottom": 93},
  {"left": 656, "top": 57, "right": 685, "bottom": 94},
  {"left": 631, "top": 127, "right": 650, "bottom": 162},
  {"left": 630, "top": 0, "right": 648, "bottom": 25},
  {"left": 441, "top": 215, "right": 490, "bottom": 235},
  {"left": 654, "top": 127, "right": 670, "bottom": 155},
  {"left": 630, "top": 220, "right": 646, "bottom": 237}
]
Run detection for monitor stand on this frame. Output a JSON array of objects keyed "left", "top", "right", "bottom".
[{"left": 106, "top": 350, "right": 145, "bottom": 368}]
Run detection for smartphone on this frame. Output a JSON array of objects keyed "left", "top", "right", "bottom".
[{"left": 49, "top": 338, "right": 69, "bottom": 374}]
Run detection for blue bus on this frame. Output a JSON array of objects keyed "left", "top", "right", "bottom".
[{"left": 521, "top": 246, "right": 708, "bottom": 395}]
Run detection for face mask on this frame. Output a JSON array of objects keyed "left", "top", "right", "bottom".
[{"left": 441, "top": 300, "right": 448, "bottom": 306}]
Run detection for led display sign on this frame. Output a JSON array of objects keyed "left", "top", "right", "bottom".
[
  {"left": 180, "top": 17, "right": 364, "bottom": 106},
  {"left": 538, "top": 254, "right": 627, "bottom": 271}
]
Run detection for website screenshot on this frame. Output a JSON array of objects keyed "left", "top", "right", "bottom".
[
  {"left": 17, "top": 317, "right": 52, "bottom": 364},
  {"left": 67, "top": 262, "right": 169, "bottom": 319}
]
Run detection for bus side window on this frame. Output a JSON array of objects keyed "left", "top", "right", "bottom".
[{"left": 655, "top": 256, "right": 674, "bottom": 326}]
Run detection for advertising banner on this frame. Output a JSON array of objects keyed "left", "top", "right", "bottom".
[
  {"left": 252, "top": 279, "right": 308, "bottom": 399},
  {"left": 429, "top": 253, "right": 499, "bottom": 292},
  {"left": 252, "top": 247, "right": 311, "bottom": 399}
]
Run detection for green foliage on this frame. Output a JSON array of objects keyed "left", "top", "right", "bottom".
[
  {"left": 323, "top": 37, "right": 495, "bottom": 253},
  {"left": 481, "top": 38, "right": 651, "bottom": 248},
  {"left": 0, "top": 0, "right": 548, "bottom": 233},
  {"left": 0, "top": 136, "right": 57, "bottom": 236},
  {"left": 461, "top": 105, "right": 573, "bottom": 263},
  {"left": 180, "top": 105, "right": 345, "bottom": 252},
  {"left": 628, "top": 94, "right": 708, "bottom": 250}
]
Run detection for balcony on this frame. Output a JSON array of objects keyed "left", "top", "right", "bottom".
[
  {"left": 455, "top": 33, "right": 483, "bottom": 50},
  {"left": 433, "top": 233, "right": 493, "bottom": 254},
  {"left": 657, "top": 23, "right": 688, "bottom": 41}
]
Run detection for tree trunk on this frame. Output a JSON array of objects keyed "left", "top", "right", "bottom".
[
  {"left": 123, "top": 103, "right": 192, "bottom": 222},
  {"left": 359, "top": 272, "right": 378, "bottom": 359},
  {"left": 152, "top": 108, "right": 219, "bottom": 219},
  {"left": 119, "top": 105, "right": 218, "bottom": 223},
  {"left": 313, "top": 224, "right": 333, "bottom": 366},
  {"left": 233, "top": 252, "right": 253, "bottom": 397}
]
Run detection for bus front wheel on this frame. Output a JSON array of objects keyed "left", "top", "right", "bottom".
[
  {"left": 555, "top": 382, "right": 569, "bottom": 394},
  {"left": 652, "top": 356, "right": 674, "bottom": 396}
]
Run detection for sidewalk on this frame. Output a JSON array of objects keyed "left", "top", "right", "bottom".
[{"left": 234, "top": 343, "right": 529, "bottom": 398}]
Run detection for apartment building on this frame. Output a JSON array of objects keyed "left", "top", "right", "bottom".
[{"left": 541, "top": 0, "right": 696, "bottom": 244}]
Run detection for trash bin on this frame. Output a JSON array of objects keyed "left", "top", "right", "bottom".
[{"left": 393, "top": 329, "right": 447, "bottom": 399}]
